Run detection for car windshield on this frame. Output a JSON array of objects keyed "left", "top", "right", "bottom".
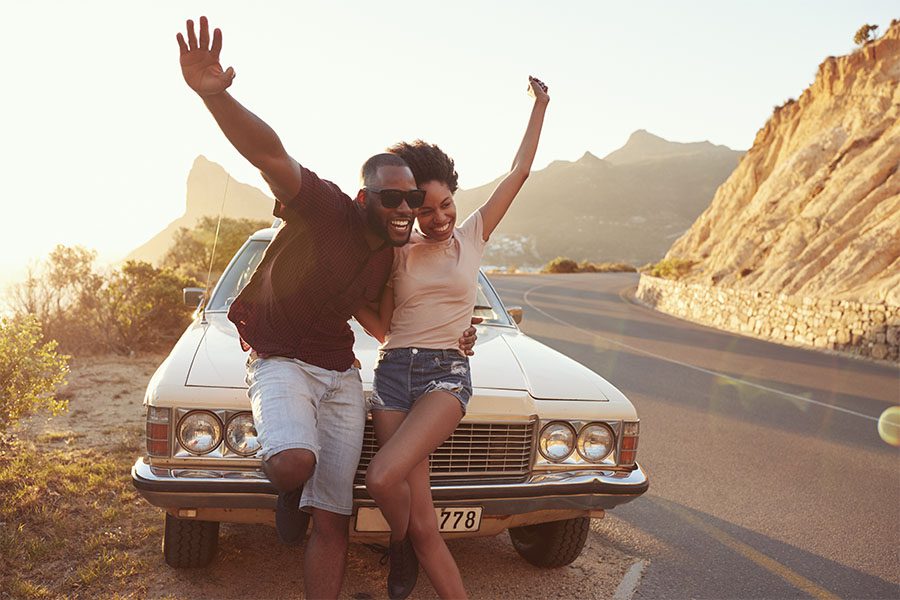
[{"left": 207, "top": 237, "right": 514, "bottom": 326}]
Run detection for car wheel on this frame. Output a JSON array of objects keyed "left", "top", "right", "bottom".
[
  {"left": 508, "top": 517, "right": 590, "bottom": 567},
  {"left": 162, "top": 513, "right": 219, "bottom": 568}
]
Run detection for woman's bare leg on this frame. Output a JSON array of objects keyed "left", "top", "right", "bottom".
[
  {"left": 367, "top": 391, "right": 466, "bottom": 598},
  {"left": 370, "top": 410, "right": 412, "bottom": 540},
  {"left": 366, "top": 391, "right": 462, "bottom": 538},
  {"left": 406, "top": 453, "right": 467, "bottom": 599}
]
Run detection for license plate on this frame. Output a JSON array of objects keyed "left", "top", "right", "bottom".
[{"left": 355, "top": 506, "right": 482, "bottom": 533}]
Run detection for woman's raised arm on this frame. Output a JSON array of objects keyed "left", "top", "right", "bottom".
[{"left": 478, "top": 76, "right": 550, "bottom": 241}]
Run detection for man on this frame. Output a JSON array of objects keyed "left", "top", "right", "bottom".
[{"left": 176, "top": 16, "right": 476, "bottom": 599}]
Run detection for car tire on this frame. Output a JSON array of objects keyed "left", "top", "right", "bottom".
[
  {"left": 508, "top": 517, "right": 590, "bottom": 567},
  {"left": 162, "top": 513, "right": 219, "bottom": 568}
]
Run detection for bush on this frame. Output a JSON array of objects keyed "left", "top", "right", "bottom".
[
  {"left": 579, "top": 261, "right": 637, "bottom": 273},
  {"left": 853, "top": 24, "right": 879, "bottom": 46},
  {"left": 162, "top": 216, "right": 270, "bottom": 283},
  {"left": 7, "top": 246, "right": 198, "bottom": 356},
  {"left": 642, "top": 258, "right": 695, "bottom": 280},
  {"left": 542, "top": 257, "right": 636, "bottom": 274},
  {"left": 99, "top": 261, "right": 200, "bottom": 355},
  {"left": 0, "top": 316, "right": 70, "bottom": 433},
  {"left": 542, "top": 257, "right": 579, "bottom": 273}
]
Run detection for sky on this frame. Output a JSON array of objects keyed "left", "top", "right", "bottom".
[{"left": 0, "top": 1, "right": 896, "bottom": 288}]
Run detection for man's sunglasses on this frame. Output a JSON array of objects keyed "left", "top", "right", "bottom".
[{"left": 364, "top": 188, "right": 426, "bottom": 209}]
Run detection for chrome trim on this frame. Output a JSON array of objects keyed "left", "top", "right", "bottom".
[{"left": 132, "top": 459, "right": 648, "bottom": 515}]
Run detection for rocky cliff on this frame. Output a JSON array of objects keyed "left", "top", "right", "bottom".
[
  {"left": 666, "top": 22, "right": 900, "bottom": 304},
  {"left": 128, "top": 156, "right": 274, "bottom": 264}
]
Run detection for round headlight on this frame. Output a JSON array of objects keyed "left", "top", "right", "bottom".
[
  {"left": 539, "top": 422, "right": 576, "bottom": 462},
  {"left": 225, "top": 413, "right": 260, "bottom": 456},
  {"left": 577, "top": 423, "right": 614, "bottom": 462},
  {"left": 177, "top": 411, "right": 223, "bottom": 455}
]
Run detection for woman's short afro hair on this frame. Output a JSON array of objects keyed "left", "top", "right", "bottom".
[{"left": 387, "top": 140, "right": 459, "bottom": 194}]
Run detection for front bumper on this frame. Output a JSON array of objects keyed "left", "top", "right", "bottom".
[{"left": 131, "top": 459, "right": 648, "bottom": 516}]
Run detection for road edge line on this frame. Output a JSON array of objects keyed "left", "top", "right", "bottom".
[{"left": 612, "top": 559, "right": 648, "bottom": 600}]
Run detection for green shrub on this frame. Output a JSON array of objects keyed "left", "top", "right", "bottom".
[{"left": 0, "top": 316, "right": 69, "bottom": 433}]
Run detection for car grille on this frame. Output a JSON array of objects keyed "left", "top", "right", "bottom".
[{"left": 355, "top": 421, "right": 535, "bottom": 486}]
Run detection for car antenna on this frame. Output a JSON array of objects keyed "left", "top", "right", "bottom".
[{"left": 201, "top": 174, "right": 230, "bottom": 325}]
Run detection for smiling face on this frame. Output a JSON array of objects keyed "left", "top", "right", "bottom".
[
  {"left": 416, "top": 180, "right": 456, "bottom": 242},
  {"left": 363, "top": 165, "right": 418, "bottom": 247}
]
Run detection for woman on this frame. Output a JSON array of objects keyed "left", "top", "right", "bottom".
[{"left": 355, "top": 76, "right": 549, "bottom": 600}]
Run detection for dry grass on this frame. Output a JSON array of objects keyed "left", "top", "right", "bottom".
[{"left": 0, "top": 429, "right": 159, "bottom": 599}]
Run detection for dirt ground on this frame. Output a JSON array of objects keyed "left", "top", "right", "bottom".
[{"left": 11, "top": 353, "right": 643, "bottom": 599}]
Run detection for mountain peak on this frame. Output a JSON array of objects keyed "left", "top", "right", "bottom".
[
  {"left": 604, "top": 130, "right": 733, "bottom": 166},
  {"left": 577, "top": 151, "right": 603, "bottom": 163},
  {"left": 627, "top": 129, "right": 665, "bottom": 143}
]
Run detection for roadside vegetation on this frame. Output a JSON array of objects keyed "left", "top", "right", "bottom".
[
  {"left": 0, "top": 433, "right": 159, "bottom": 598},
  {"left": 0, "top": 316, "right": 69, "bottom": 434},
  {"left": 541, "top": 256, "right": 637, "bottom": 274},
  {"left": 162, "top": 216, "right": 269, "bottom": 283},
  {"left": 6, "top": 246, "right": 197, "bottom": 357},
  {"left": 640, "top": 257, "right": 695, "bottom": 280}
]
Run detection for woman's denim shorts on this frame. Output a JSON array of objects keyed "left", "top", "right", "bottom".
[{"left": 371, "top": 348, "right": 472, "bottom": 414}]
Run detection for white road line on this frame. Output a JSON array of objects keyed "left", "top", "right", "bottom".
[
  {"left": 521, "top": 282, "right": 880, "bottom": 423},
  {"left": 612, "top": 559, "right": 648, "bottom": 600}
]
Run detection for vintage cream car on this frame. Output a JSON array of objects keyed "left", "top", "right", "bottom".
[{"left": 131, "top": 225, "right": 649, "bottom": 569}]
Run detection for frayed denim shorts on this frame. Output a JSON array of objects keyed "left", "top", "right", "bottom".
[{"left": 371, "top": 348, "right": 472, "bottom": 415}]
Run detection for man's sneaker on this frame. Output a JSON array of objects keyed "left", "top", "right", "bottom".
[
  {"left": 387, "top": 536, "right": 418, "bottom": 600},
  {"left": 275, "top": 487, "right": 308, "bottom": 545}
]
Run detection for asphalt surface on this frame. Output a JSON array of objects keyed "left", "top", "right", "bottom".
[{"left": 489, "top": 273, "right": 900, "bottom": 600}]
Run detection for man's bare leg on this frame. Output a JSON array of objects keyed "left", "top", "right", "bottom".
[{"left": 304, "top": 508, "right": 351, "bottom": 599}]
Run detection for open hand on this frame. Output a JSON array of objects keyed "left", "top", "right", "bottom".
[
  {"left": 528, "top": 76, "right": 549, "bottom": 104},
  {"left": 176, "top": 16, "right": 235, "bottom": 97}
]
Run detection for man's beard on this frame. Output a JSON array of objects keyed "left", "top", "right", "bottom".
[{"left": 367, "top": 205, "right": 411, "bottom": 247}]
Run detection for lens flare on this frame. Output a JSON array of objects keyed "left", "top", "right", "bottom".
[{"left": 877, "top": 406, "right": 900, "bottom": 447}]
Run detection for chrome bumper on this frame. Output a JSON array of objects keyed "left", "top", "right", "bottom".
[{"left": 131, "top": 458, "right": 648, "bottom": 515}]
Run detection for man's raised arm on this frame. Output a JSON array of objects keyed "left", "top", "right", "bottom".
[{"left": 177, "top": 16, "right": 301, "bottom": 201}]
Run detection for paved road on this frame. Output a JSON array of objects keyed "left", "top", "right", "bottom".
[{"left": 490, "top": 273, "right": 900, "bottom": 600}]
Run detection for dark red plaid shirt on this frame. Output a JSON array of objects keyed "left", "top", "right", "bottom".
[{"left": 227, "top": 166, "right": 392, "bottom": 371}]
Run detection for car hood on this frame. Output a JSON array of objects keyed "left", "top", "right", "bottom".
[{"left": 185, "top": 314, "right": 613, "bottom": 401}]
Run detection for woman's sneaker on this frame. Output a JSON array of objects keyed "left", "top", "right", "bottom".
[
  {"left": 387, "top": 536, "right": 418, "bottom": 599},
  {"left": 275, "top": 487, "right": 309, "bottom": 545}
]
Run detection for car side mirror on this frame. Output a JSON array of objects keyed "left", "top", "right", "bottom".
[
  {"left": 183, "top": 287, "right": 205, "bottom": 307},
  {"left": 507, "top": 306, "right": 523, "bottom": 325}
]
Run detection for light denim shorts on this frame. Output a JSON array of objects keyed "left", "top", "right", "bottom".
[
  {"left": 245, "top": 355, "right": 366, "bottom": 516},
  {"left": 371, "top": 348, "right": 472, "bottom": 415}
]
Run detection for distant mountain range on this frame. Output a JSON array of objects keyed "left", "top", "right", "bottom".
[
  {"left": 129, "top": 131, "right": 743, "bottom": 267},
  {"left": 454, "top": 130, "right": 742, "bottom": 266}
]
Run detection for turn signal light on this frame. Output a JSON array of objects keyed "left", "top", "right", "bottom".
[
  {"left": 146, "top": 406, "right": 171, "bottom": 457},
  {"left": 620, "top": 421, "right": 639, "bottom": 467}
]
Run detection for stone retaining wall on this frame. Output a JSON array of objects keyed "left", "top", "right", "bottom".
[{"left": 636, "top": 275, "right": 900, "bottom": 363}]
